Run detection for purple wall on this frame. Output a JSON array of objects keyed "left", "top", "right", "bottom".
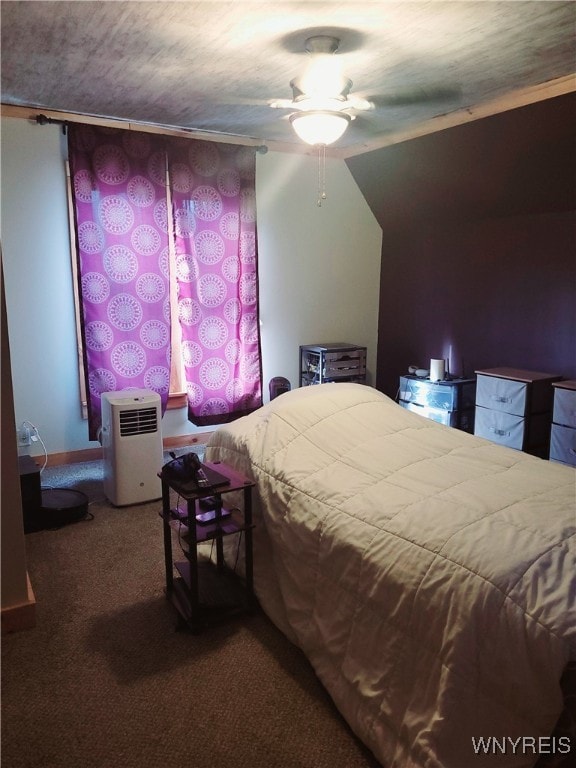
[{"left": 346, "top": 94, "right": 576, "bottom": 398}]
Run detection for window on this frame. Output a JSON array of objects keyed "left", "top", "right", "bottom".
[{"left": 67, "top": 124, "right": 262, "bottom": 439}]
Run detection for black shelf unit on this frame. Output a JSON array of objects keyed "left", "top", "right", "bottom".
[
  {"left": 159, "top": 461, "right": 256, "bottom": 632},
  {"left": 300, "top": 343, "right": 367, "bottom": 387}
]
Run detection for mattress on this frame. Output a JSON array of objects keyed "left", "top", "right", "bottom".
[{"left": 206, "top": 383, "right": 576, "bottom": 767}]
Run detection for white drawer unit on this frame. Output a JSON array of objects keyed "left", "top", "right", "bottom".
[
  {"left": 474, "top": 367, "right": 561, "bottom": 457},
  {"left": 550, "top": 380, "right": 576, "bottom": 466},
  {"left": 398, "top": 375, "right": 476, "bottom": 432}
]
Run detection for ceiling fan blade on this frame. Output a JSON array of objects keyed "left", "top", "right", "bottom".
[
  {"left": 345, "top": 113, "right": 383, "bottom": 136},
  {"left": 213, "top": 95, "right": 273, "bottom": 107},
  {"left": 360, "top": 85, "right": 462, "bottom": 109},
  {"left": 346, "top": 95, "right": 374, "bottom": 112},
  {"left": 269, "top": 98, "right": 295, "bottom": 110}
]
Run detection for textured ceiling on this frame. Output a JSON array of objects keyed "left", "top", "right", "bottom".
[{"left": 1, "top": 1, "right": 575, "bottom": 155}]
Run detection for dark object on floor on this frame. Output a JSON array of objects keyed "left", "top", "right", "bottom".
[
  {"left": 269, "top": 376, "right": 291, "bottom": 400},
  {"left": 19, "top": 455, "right": 42, "bottom": 533},
  {"left": 37, "top": 488, "right": 90, "bottom": 529}
]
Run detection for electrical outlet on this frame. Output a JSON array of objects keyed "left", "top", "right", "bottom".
[{"left": 18, "top": 424, "right": 31, "bottom": 446}]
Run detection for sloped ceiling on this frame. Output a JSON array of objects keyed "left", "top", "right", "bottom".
[
  {"left": 346, "top": 92, "right": 576, "bottom": 226},
  {"left": 1, "top": 1, "right": 575, "bottom": 156}
]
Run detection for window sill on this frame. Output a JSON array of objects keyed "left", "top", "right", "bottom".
[{"left": 167, "top": 393, "right": 187, "bottom": 410}]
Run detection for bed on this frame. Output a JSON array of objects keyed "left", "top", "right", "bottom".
[{"left": 205, "top": 383, "right": 575, "bottom": 768}]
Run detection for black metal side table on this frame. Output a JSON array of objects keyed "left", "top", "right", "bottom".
[{"left": 159, "top": 461, "right": 255, "bottom": 632}]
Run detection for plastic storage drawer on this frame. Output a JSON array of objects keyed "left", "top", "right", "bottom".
[
  {"left": 475, "top": 407, "right": 551, "bottom": 451},
  {"left": 552, "top": 386, "right": 576, "bottom": 428},
  {"left": 399, "top": 376, "right": 476, "bottom": 411},
  {"left": 474, "top": 407, "right": 525, "bottom": 449},
  {"left": 323, "top": 348, "right": 366, "bottom": 380},
  {"left": 550, "top": 423, "right": 576, "bottom": 466},
  {"left": 476, "top": 375, "right": 528, "bottom": 416},
  {"left": 399, "top": 400, "right": 474, "bottom": 431}
]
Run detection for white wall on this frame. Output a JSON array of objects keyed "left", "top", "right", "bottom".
[
  {"left": 1, "top": 117, "right": 381, "bottom": 458},
  {"left": 1, "top": 119, "right": 90, "bottom": 456},
  {"left": 256, "top": 150, "right": 381, "bottom": 388}
]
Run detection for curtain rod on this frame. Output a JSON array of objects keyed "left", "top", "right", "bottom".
[
  {"left": 34, "top": 113, "right": 269, "bottom": 152},
  {"left": 3, "top": 104, "right": 314, "bottom": 155},
  {"left": 36, "top": 114, "right": 68, "bottom": 133}
]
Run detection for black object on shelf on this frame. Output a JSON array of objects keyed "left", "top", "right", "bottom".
[{"left": 161, "top": 452, "right": 231, "bottom": 495}]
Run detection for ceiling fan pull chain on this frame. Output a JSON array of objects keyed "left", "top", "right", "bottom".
[{"left": 317, "top": 144, "right": 327, "bottom": 207}]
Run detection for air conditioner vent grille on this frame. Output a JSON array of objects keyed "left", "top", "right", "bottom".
[{"left": 119, "top": 407, "right": 158, "bottom": 437}]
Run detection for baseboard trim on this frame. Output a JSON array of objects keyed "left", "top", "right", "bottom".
[
  {"left": 1, "top": 572, "right": 36, "bottom": 635},
  {"left": 39, "top": 434, "right": 214, "bottom": 467},
  {"left": 46, "top": 447, "right": 103, "bottom": 466},
  {"left": 164, "top": 433, "right": 214, "bottom": 451}
]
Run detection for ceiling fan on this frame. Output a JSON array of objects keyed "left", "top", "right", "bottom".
[
  {"left": 268, "top": 35, "right": 371, "bottom": 146},
  {"left": 260, "top": 33, "right": 461, "bottom": 204},
  {"left": 267, "top": 34, "right": 461, "bottom": 146}
]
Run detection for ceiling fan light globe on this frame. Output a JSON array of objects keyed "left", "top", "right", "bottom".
[{"left": 289, "top": 110, "right": 351, "bottom": 145}]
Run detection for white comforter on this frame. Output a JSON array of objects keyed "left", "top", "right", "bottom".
[{"left": 206, "top": 383, "right": 576, "bottom": 768}]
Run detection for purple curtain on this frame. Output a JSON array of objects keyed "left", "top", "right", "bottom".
[
  {"left": 167, "top": 139, "right": 262, "bottom": 425},
  {"left": 68, "top": 125, "right": 171, "bottom": 440}
]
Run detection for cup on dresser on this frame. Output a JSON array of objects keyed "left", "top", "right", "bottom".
[{"left": 430, "top": 359, "right": 446, "bottom": 382}]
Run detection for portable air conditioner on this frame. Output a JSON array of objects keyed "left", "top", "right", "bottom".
[{"left": 100, "top": 389, "right": 163, "bottom": 506}]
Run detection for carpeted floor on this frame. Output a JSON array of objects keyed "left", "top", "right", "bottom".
[{"left": 2, "top": 458, "right": 381, "bottom": 768}]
